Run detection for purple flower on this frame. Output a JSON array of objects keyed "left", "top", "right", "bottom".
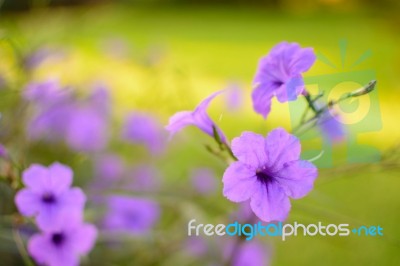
[
  {"left": 24, "top": 80, "right": 68, "bottom": 105},
  {"left": 166, "top": 90, "right": 227, "bottom": 143},
  {"left": 233, "top": 241, "right": 270, "bottom": 266},
  {"left": 126, "top": 165, "right": 161, "bottom": 191},
  {"left": 103, "top": 196, "right": 160, "bottom": 235},
  {"left": 222, "top": 128, "right": 318, "bottom": 222},
  {"left": 318, "top": 111, "right": 346, "bottom": 143},
  {"left": 252, "top": 42, "right": 316, "bottom": 118},
  {"left": 25, "top": 80, "right": 74, "bottom": 141},
  {"left": 0, "top": 143, "right": 8, "bottom": 158},
  {"left": 122, "top": 112, "right": 166, "bottom": 154},
  {"left": 28, "top": 215, "right": 97, "bottom": 266},
  {"left": 65, "top": 107, "right": 109, "bottom": 152},
  {"left": 191, "top": 168, "right": 217, "bottom": 195},
  {"left": 86, "top": 84, "right": 111, "bottom": 116},
  {"left": 91, "top": 154, "right": 125, "bottom": 190},
  {"left": 15, "top": 163, "right": 86, "bottom": 230}
]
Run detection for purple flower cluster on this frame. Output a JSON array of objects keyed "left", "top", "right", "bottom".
[
  {"left": 88, "top": 154, "right": 161, "bottom": 236},
  {"left": 103, "top": 195, "right": 160, "bottom": 235},
  {"left": 15, "top": 163, "right": 97, "bottom": 266},
  {"left": 25, "top": 80, "right": 110, "bottom": 152},
  {"left": 166, "top": 41, "right": 322, "bottom": 223},
  {"left": 122, "top": 112, "right": 166, "bottom": 155}
]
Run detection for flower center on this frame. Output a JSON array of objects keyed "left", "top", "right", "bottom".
[
  {"left": 256, "top": 170, "right": 273, "bottom": 185},
  {"left": 51, "top": 233, "right": 65, "bottom": 246},
  {"left": 273, "top": 80, "right": 284, "bottom": 87},
  {"left": 42, "top": 193, "right": 56, "bottom": 204}
]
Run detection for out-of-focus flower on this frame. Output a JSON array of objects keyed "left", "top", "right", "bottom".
[
  {"left": 122, "top": 112, "right": 166, "bottom": 154},
  {"left": 222, "top": 128, "right": 318, "bottom": 222},
  {"left": 25, "top": 80, "right": 73, "bottom": 141},
  {"left": 252, "top": 42, "right": 316, "bottom": 118},
  {"left": 233, "top": 241, "right": 270, "bottom": 266},
  {"left": 166, "top": 90, "right": 227, "bottom": 143},
  {"left": 318, "top": 111, "right": 346, "bottom": 143},
  {"left": 0, "top": 143, "right": 8, "bottom": 159},
  {"left": 15, "top": 163, "right": 86, "bottom": 230},
  {"left": 25, "top": 80, "right": 110, "bottom": 152},
  {"left": 126, "top": 165, "right": 161, "bottom": 191},
  {"left": 191, "top": 168, "right": 217, "bottom": 195},
  {"left": 103, "top": 195, "right": 160, "bottom": 235},
  {"left": 66, "top": 107, "right": 109, "bottom": 152},
  {"left": 92, "top": 154, "right": 124, "bottom": 188},
  {"left": 87, "top": 84, "right": 111, "bottom": 116},
  {"left": 28, "top": 213, "right": 97, "bottom": 266},
  {"left": 225, "top": 83, "right": 244, "bottom": 111},
  {"left": 185, "top": 236, "right": 208, "bottom": 257}
]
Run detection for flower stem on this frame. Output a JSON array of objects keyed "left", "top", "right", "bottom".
[{"left": 292, "top": 80, "right": 377, "bottom": 135}]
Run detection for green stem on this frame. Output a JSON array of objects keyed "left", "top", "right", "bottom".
[{"left": 12, "top": 227, "right": 35, "bottom": 266}]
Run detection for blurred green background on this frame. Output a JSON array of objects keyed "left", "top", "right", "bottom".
[{"left": 0, "top": 0, "right": 399, "bottom": 265}]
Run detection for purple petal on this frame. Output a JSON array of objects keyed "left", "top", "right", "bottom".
[
  {"left": 274, "top": 74, "right": 304, "bottom": 103},
  {"left": 166, "top": 90, "right": 227, "bottom": 142},
  {"left": 250, "top": 181, "right": 291, "bottom": 222},
  {"left": 275, "top": 160, "right": 318, "bottom": 199},
  {"left": 223, "top": 162, "right": 259, "bottom": 202},
  {"left": 35, "top": 204, "right": 62, "bottom": 231},
  {"left": 288, "top": 47, "right": 316, "bottom": 74},
  {"left": 165, "top": 111, "right": 194, "bottom": 136},
  {"left": 48, "top": 163, "right": 73, "bottom": 193},
  {"left": 264, "top": 128, "right": 301, "bottom": 172},
  {"left": 251, "top": 84, "right": 275, "bottom": 119},
  {"left": 22, "top": 164, "right": 50, "bottom": 192},
  {"left": 28, "top": 234, "right": 54, "bottom": 266},
  {"left": 231, "top": 132, "right": 267, "bottom": 168},
  {"left": 15, "top": 189, "right": 41, "bottom": 216},
  {"left": 71, "top": 224, "right": 98, "bottom": 254},
  {"left": 60, "top": 188, "right": 86, "bottom": 211}
]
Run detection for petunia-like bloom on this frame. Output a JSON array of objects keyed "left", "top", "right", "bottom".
[
  {"left": 15, "top": 163, "right": 86, "bottom": 230},
  {"left": 252, "top": 42, "right": 316, "bottom": 118},
  {"left": 28, "top": 213, "right": 97, "bottom": 266},
  {"left": 122, "top": 112, "right": 166, "bottom": 154},
  {"left": 222, "top": 128, "right": 318, "bottom": 222},
  {"left": 103, "top": 195, "right": 160, "bottom": 235},
  {"left": 166, "top": 90, "right": 227, "bottom": 143},
  {"left": 25, "top": 80, "right": 74, "bottom": 141},
  {"left": 65, "top": 107, "right": 109, "bottom": 152}
]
